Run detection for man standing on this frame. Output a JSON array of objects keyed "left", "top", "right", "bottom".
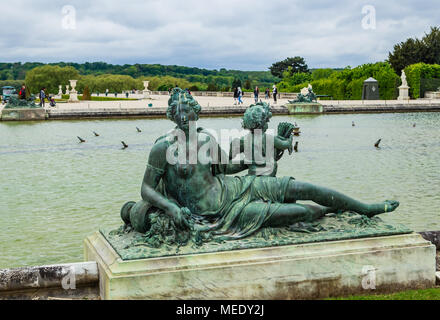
[
  {"left": 272, "top": 85, "right": 278, "bottom": 104},
  {"left": 253, "top": 86, "right": 259, "bottom": 103},
  {"left": 39, "top": 87, "right": 46, "bottom": 107}
]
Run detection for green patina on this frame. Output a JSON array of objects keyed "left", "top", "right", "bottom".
[
  {"left": 102, "top": 211, "right": 412, "bottom": 260},
  {"left": 4, "top": 95, "right": 40, "bottom": 109},
  {"left": 289, "top": 85, "right": 318, "bottom": 103},
  {"left": 115, "top": 87, "right": 403, "bottom": 254}
]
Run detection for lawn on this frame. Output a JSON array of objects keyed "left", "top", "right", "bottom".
[{"left": 327, "top": 287, "right": 440, "bottom": 300}]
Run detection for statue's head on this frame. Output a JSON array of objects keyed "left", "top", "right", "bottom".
[
  {"left": 242, "top": 102, "right": 272, "bottom": 132},
  {"left": 166, "top": 88, "right": 201, "bottom": 131}
]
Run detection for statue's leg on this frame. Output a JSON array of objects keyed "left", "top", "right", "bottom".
[
  {"left": 242, "top": 202, "right": 331, "bottom": 228},
  {"left": 285, "top": 181, "right": 399, "bottom": 217}
]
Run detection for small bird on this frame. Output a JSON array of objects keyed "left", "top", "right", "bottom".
[
  {"left": 293, "top": 141, "right": 299, "bottom": 152},
  {"left": 136, "top": 127, "right": 142, "bottom": 133},
  {"left": 121, "top": 141, "right": 128, "bottom": 149},
  {"left": 93, "top": 131, "right": 100, "bottom": 136},
  {"left": 374, "top": 139, "right": 381, "bottom": 148},
  {"left": 352, "top": 121, "right": 355, "bottom": 127},
  {"left": 77, "top": 136, "right": 86, "bottom": 143}
]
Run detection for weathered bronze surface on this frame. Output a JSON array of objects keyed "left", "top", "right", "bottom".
[
  {"left": 103, "top": 212, "right": 411, "bottom": 260},
  {"left": 112, "top": 88, "right": 402, "bottom": 254},
  {"left": 4, "top": 95, "right": 39, "bottom": 109},
  {"left": 289, "top": 86, "right": 317, "bottom": 103}
]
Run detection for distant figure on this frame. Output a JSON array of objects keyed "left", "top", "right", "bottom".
[
  {"left": 136, "top": 127, "right": 142, "bottom": 132},
  {"left": 233, "top": 87, "right": 239, "bottom": 105},
  {"left": 374, "top": 139, "right": 381, "bottom": 148},
  {"left": 413, "top": 123, "right": 416, "bottom": 127},
  {"left": 253, "top": 86, "right": 259, "bottom": 103},
  {"left": 39, "top": 87, "right": 46, "bottom": 107},
  {"left": 93, "top": 131, "right": 99, "bottom": 136},
  {"left": 237, "top": 87, "right": 243, "bottom": 105},
  {"left": 105, "top": 89, "right": 109, "bottom": 97},
  {"left": 19, "top": 85, "right": 26, "bottom": 99},
  {"left": 49, "top": 95, "right": 56, "bottom": 107},
  {"left": 294, "top": 141, "right": 299, "bottom": 152},
  {"left": 114, "top": 92, "right": 117, "bottom": 98},
  {"left": 272, "top": 85, "right": 278, "bottom": 104},
  {"left": 77, "top": 136, "right": 86, "bottom": 143},
  {"left": 121, "top": 141, "right": 128, "bottom": 149},
  {"left": 265, "top": 88, "right": 270, "bottom": 99},
  {"left": 352, "top": 121, "right": 355, "bottom": 127},
  {"left": 125, "top": 92, "right": 129, "bottom": 99}
]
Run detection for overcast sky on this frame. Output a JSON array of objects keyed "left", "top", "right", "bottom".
[{"left": 0, "top": 0, "right": 438, "bottom": 70}]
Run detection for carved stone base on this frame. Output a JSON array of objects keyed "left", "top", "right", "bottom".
[
  {"left": 286, "top": 103, "right": 323, "bottom": 114},
  {"left": 398, "top": 86, "right": 410, "bottom": 100},
  {"left": 84, "top": 231, "right": 435, "bottom": 299},
  {"left": 1, "top": 108, "right": 46, "bottom": 121},
  {"left": 68, "top": 92, "right": 79, "bottom": 102}
]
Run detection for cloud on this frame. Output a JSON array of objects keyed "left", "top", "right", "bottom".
[{"left": 0, "top": 0, "right": 438, "bottom": 70}]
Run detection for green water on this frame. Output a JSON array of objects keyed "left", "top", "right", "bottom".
[{"left": 1, "top": 112, "right": 439, "bottom": 268}]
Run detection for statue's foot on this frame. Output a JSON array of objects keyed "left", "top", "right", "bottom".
[{"left": 365, "top": 200, "right": 399, "bottom": 217}]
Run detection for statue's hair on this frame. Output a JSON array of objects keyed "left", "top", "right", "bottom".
[
  {"left": 242, "top": 102, "right": 272, "bottom": 131},
  {"left": 166, "top": 88, "right": 202, "bottom": 122}
]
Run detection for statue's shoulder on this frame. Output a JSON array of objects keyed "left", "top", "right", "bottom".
[{"left": 151, "top": 134, "right": 173, "bottom": 155}]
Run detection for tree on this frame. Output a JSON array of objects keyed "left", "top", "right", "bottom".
[
  {"left": 269, "top": 56, "right": 309, "bottom": 78},
  {"left": 82, "top": 85, "right": 91, "bottom": 100},
  {"left": 421, "top": 27, "right": 440, "bottom": 65},
  {"left": 388, "top": 38, "right": 425, "bottom": 74},
  {"left": 231, "top": 78, "right": 242, "bottom": 88},
  {"left": 388, "top": 27, "right": 440, "bottom": 74},
  {"left": 244, "top": 79, "right": 252, "bottom": 89},
  {"left": 25, "top": 65, "right": 79, "bottom": 93},
  {"left": 207, "top": 83, "right": 218, "bottom": 91}
]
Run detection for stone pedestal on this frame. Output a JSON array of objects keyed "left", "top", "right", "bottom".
[
  {"left": 286, "top": 103, "right": 323, "bottom": 114},
  {"left": 143, "top": 81, "right": 151, "bottom": 99},
  {"left": 68, "top": 80, "right": 79, "bottom": 102},
  {"left": 398, "top": 85, "right": 410, "bottom": 101},
  {"left": 1, "top": 108, "right": 46, "bottom": 121},
  {"left": 84, "top": 231, "right": 435, "bottom": 300}
]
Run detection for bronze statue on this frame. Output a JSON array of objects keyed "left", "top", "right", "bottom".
[{"left": 121, "top": 88, "right": 399, "bottom": 245}]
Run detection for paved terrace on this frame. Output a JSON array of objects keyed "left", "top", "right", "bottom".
[{"left": 2, "top": 94, "right": 440, "bottom": 120}]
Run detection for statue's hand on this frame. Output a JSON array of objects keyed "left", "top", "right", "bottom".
[{"left": 167, "top": 205, "right": 192, "bottom": 230}]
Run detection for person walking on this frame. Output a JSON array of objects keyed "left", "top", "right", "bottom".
[
  {"left": 233, "top": 87, "right": 239, "bottom": 105},
  {"left": 272, "top": 85, "right": 278, "bottom": 104},
  {"left": 253, "top": 86, "right": 259, "bottom": 103},
  {"left": 19, "top": 84, "right": 26, "bottom": 99},
  {"left": 237, "top": 87, "right": 243, "bottom": 105},
  {"left": 39, "top": 87, "right": 46, "bottom": 107},
  {"left": 265, "top": 87, "right": 270, "bottom": 99}
]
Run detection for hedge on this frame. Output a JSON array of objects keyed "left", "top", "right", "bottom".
[
  {"left": 279, "top": 62, "right": 399, "bottom": 100},
  {"left": 404, "top": 63, "right": 440, "bottom": 98}
]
